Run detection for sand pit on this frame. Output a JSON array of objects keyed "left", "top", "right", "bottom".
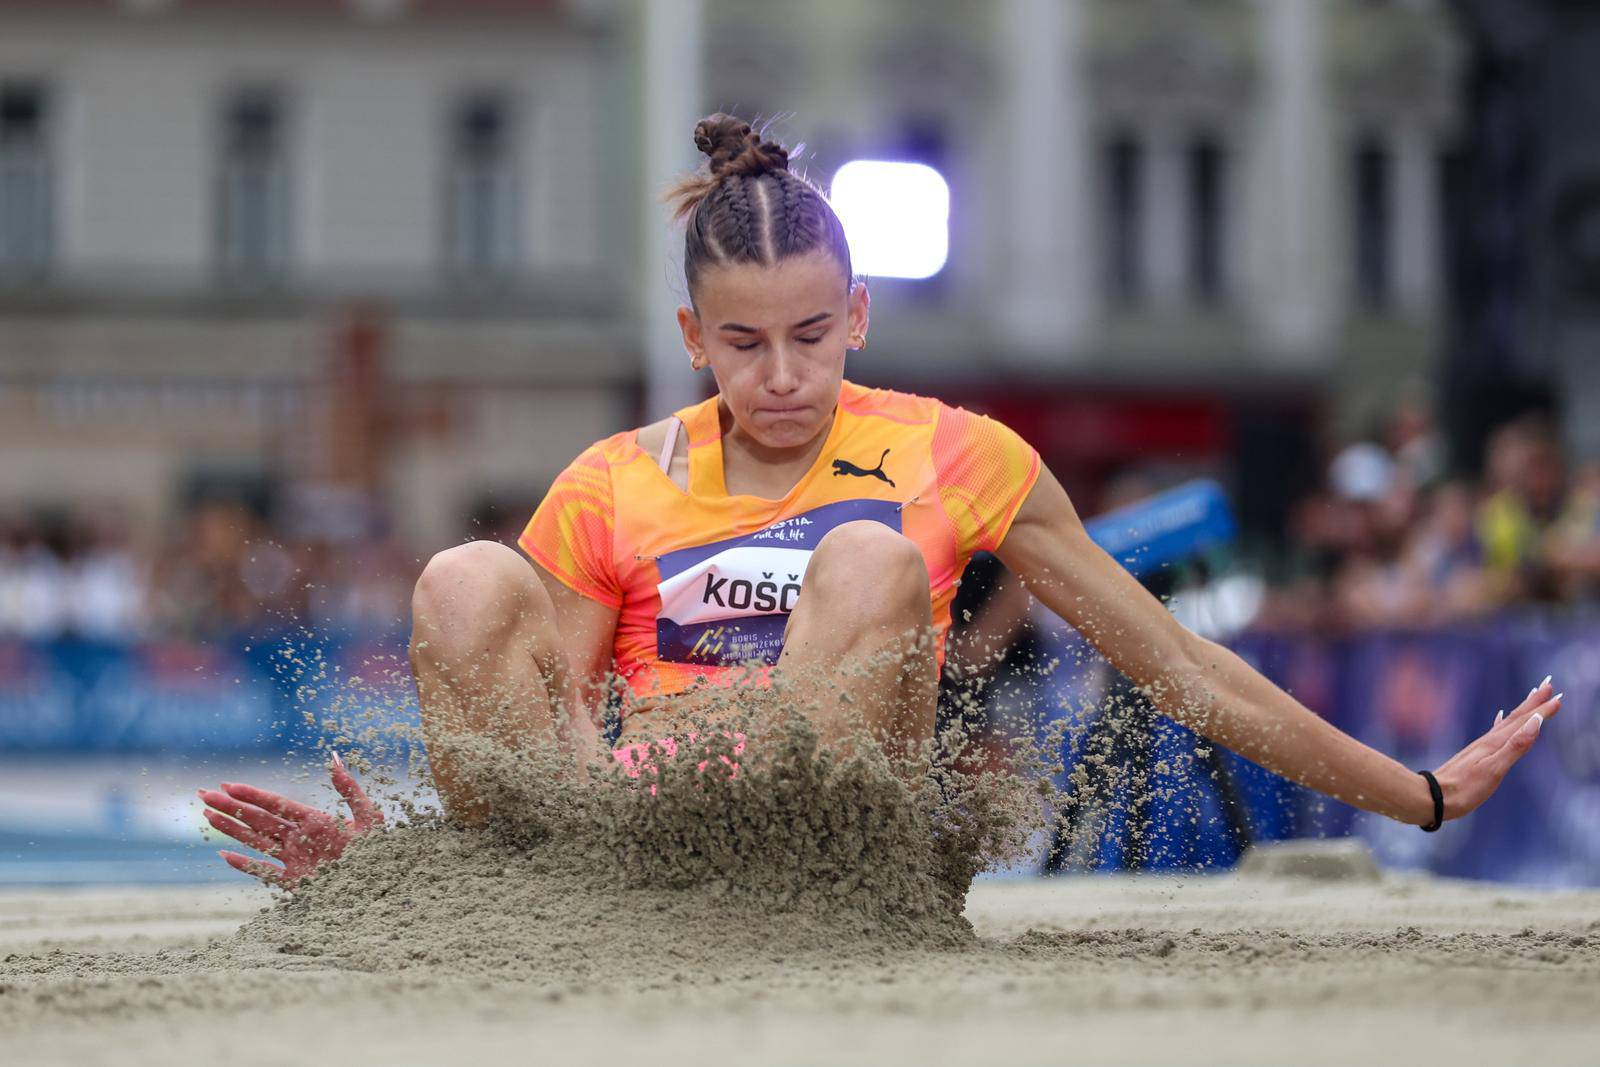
[
  {"left": 4, "top": 688, "right": 1597, "bottom": 1065},
  {"left": 3, "top": 867, "right": 1599, "bottom": 1066},
  {"left": 7, "top": 718, "right": 1600, "bottom": 1067}
]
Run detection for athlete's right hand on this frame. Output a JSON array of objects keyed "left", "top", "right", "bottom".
[{"left": 197, "top": 751, "right": 383, "bottom": 888}]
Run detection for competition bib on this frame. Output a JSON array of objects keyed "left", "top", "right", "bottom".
[{"left": 653, "top": 498, "right": 902, "bottom": 667}]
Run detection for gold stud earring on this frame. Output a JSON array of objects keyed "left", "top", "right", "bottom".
[{"left": 849, "top": 334, "right": 867, "bottom": 350}]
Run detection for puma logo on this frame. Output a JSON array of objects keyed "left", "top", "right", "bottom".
[{"left": 831, "top": 448, "right": 895, "bottom": 488}]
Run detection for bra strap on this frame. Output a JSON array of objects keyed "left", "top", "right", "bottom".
[{"left": 656, "top": 416, "right": 681, "bottom": 474}]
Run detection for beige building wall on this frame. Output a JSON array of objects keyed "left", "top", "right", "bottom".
[
  {"left": 0, "top": 0, "right": 1466, "bottom": 541},
  {"left": 0, "top": 4, "right": 631, "bottom": 548},
  {"left": 0, "top": 11, "right": 612, "bottom": 287}
]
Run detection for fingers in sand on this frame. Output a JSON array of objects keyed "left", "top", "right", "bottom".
[
  {"left": 329, "top": 750, "right": 383, "bottom": 829},
  {"left": 219, "top": 849, "right": 285, "bottom": 885},
  {"left": 202, "top": 807, "right": 281, "bottom": 856}
]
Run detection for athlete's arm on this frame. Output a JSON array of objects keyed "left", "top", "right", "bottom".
[
  {"left": 529, "top": 557, "right": 619, "bottom": 762},
  {"left": 995, "top": 466, "right": 1560, "bottom": 826}
]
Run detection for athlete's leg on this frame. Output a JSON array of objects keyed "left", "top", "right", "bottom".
[
  {"left": 409, "top": 540, "right": 571, "bottom": 819},
  {"left": 775, "top": 520, "right": 938, "bottom": 764}
]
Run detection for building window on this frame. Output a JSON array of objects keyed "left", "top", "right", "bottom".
[
  {"left": 1188, "top": 135, "right": 1227, "bottom": 306},
  {"left": 0, "top": 82, "right": 53, "bottom": 277},
  {"left": 1353, "top": 135, "right": 1392, "bottom": 310},
  {"left": 217, "top": 88, "right": 291, "bottom": 282},
  {"left": 1103, "top": 132, "right": 1143, "bottom": 306},
  {"left": 445, "top": 92, "right": 520, "bottom": 277}
]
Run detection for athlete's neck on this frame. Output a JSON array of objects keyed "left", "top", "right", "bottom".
[{"left": 717, "top": 399, "right": 837, "bottom": 499}]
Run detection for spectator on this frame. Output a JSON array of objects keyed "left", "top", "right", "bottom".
[
  {"left": 0, "top": 516, "right": 71, "bottom": 639},
  {"left": 1384, "top": 388, "right": 1446, "bottom": 492},
  {"left": 1405, "top": 481, "right": 1500, "bottom": 624},
  {"left": 1546, "top": 459, "right": 1600, "bottom": 603},
  {"left": 1476, "top": 417, "right": 1565, "bottom": 602},
  {"left": 64, "top": 509, "right": 149, "bottom": 641}
]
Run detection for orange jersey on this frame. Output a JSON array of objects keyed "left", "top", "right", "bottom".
[{"left": 518, "top": 380, "right": 1041, "bottom": 711}]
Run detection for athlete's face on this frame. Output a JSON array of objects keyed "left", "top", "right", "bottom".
[{"left": 678, "top": 251, "right": 868, "bottom": 451}]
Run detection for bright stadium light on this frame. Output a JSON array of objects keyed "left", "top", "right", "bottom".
[{"left": 829, "top": 160, "right": 949, "bottom": 279}]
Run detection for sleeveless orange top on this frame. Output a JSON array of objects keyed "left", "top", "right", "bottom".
[{"left": 517, "top": 380, "right": 1041, "bottom": 712}]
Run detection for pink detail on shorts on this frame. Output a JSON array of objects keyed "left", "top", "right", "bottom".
[{"left": 612, "top": 730, "right": 747, "bottom": 790}]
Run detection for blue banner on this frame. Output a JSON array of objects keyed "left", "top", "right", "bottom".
[
  {"left": 0, "top": 627, "right": 416, "bottom": 754},
  {"left": 1, "top": 616, "right": 1596, "bottom": 884},
  {"left": 1083, "top": 479, "right": 1236, "bottom": 578},
  {"left": 1235, "top": 618, "right": 1600, "bottom": 887}
]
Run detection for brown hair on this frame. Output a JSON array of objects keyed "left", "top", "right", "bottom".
[{"left": 664, "top": 113, "right": 854, "bottom": 301}]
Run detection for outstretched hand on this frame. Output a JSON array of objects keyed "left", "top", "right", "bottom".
[
  {"left": 198, "top": 751, "right": 384, "bottom": 887},
  {"left": 1431, "top": 676, "right": 1562, "bottom": 823}
]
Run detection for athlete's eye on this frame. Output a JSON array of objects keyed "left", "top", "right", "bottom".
[
  {"left": 797, "top": 333, "right": 826, "bottom": 345},
  {"left": 730, "top": 340, "right": 761, "bottom": 351}
]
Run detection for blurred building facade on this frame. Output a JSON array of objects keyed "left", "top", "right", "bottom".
[
  {"left": 0, "top": 0, "right": 632, "bottom": 552},
  {"left": 0, "top": 0, "right": 1463, "bottom": 550}
]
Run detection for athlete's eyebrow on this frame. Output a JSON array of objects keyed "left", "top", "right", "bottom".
[{"left": 717, "top": 312, "right": 833, "bottom": 333}]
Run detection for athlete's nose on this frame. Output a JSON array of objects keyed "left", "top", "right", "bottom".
[{"left": 765, "top": 345, "right": 801, "bottom": 396}]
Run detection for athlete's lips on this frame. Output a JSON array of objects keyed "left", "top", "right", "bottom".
[{"left": 757, "top": 405, "right": 809, "bottom": 417}]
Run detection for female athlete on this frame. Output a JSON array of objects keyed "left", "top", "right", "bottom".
[{"left": 199, "top": 114, "right": 1561, "bottom": 886}]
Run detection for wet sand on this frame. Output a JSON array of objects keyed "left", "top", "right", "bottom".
[{"left": 4, "top": 864, "right": 1598, "bottom": 1067}]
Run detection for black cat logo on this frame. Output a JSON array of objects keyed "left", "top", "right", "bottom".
[{"left": 831, "top": 448, "right": 895, "bottom": 488}]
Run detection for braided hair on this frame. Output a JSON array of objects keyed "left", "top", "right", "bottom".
[{"left": 665, "top": 113, "right": 854, "bottom": 301}]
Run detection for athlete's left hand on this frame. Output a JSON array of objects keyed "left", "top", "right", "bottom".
[{"left": 1428, "top": 677, "right": 1562, "bottom": 823}]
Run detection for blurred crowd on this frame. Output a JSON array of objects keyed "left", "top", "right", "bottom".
[
  {"left": 0, "top": 499, "right": 417, "bottom": 642},
  {"left": 1261, "top": 403, "right": 1600, "bottom": 632},
  {"left": 5, "top": 404, "right": 1600, "bottom": 644}
]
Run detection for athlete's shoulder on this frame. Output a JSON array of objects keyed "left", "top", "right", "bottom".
[
  {"left": 567, "top": 427, "right": 642, "bottom": 468},
  {"left": 837, "top": 379, "right": 942, "bottom": 426}
]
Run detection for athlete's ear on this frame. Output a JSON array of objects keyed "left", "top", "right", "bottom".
[
  {"left": 847, "top": 280, "right": 870, "bottom": 348},
  {"left": 677, "top": 305, "right": 707, "bottom": 370}
]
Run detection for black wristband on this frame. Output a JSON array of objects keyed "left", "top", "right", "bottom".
[{"left": 1417, "top": 770, "right": 1444, "bottom": 832}]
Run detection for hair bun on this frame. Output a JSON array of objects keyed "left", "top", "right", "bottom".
[{"left": 693, "top": 112, "right": 790, "bottom": 180}]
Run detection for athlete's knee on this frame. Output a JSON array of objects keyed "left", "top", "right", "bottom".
[
  {"left": 807, "top": 521, "right": 928, "bottom": 613},
  {"left": 411, "top": 540, "right": 552, "bottom": 651}
]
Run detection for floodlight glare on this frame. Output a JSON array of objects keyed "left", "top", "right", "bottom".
[{"left": 829, "top": 160, "right": 949, "bottom": 280}]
